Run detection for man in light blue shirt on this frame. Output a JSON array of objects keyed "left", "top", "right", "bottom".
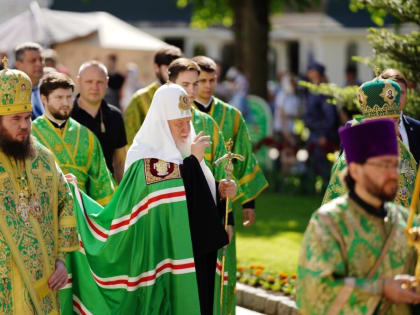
[{"left": 15, "top": 42, "right": 45, "bottom": 119}]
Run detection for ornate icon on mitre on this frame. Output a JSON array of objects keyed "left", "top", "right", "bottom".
[{"left": 178, "top": 95, "right": 191, "bottom": 111}]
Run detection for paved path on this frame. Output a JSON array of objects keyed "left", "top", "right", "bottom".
[{"left": 236, "top": 306, "right": 265, "bottom": 314}]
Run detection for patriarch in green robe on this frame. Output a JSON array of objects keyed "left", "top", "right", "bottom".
[
  {"left": 61, "top": 83, "right": 236, "bottom": 314},
  {"left": 0, "top": 58, "right": 78, "bottom": 314},
  {"left": 32, "top": 71, "right": 115, "bottom": 206},
  {"left": 323, "top": 78, "right": 418, "bottom": 210},
  {"left": 298, "top": 118, "right": 420, "bottom": 315},
  {"left": 125, "top": 51, "right": 237, "bottom": 313}
]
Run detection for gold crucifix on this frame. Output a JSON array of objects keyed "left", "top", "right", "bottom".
[
  {"left": 215, "top": 139, "right": 245, "bottom": 180},
  {"left": 214, "top": 138, "right": 244, "bottom": 311}
]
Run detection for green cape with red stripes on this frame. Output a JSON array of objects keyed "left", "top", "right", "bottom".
[{"left": 59, "top": 158, "right": 201, "bottom": 314}]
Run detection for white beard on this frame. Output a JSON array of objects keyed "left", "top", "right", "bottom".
[
  {"left": 175, "top": 138, "right": 191, "bottom": 158},
  {"left": 175, "top": 137, "right": 217, "bottom": 204}
]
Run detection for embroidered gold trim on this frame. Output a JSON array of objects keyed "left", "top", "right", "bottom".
[
  {"left": 144, "top": 159, "right": 180, "bottom": 185},
  {"left": 361, "top": 103, "right": 399, "bottom": 119},
  {"left": 178, "top": 95, "right": 191, "bottom": 111}
]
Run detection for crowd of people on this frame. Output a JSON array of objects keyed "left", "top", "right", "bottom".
[
  {"left": 0, "top": 42, "right": 268, "bottom": 314},
  {"left": 0, "top": 38, "right": 420, "bottom": 315},
  {"left": 268, "top": 62, "right": 420, "bottom": 195}
]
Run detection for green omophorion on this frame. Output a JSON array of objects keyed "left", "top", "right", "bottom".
[
  {"left": 60, "top": 158, "right": 201, "bottom": 314},
  {"left": 32, "top": 116, "right": 115, "bottom": 206}
]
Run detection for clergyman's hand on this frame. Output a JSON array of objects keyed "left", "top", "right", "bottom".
[
  {"left": 384, "top": 276, "right": 420, "bottom": 304},
  {"left": 64, "top": 173, "right": 78, "bottom": 185},
  {"left": 191, "top": 131, "right": 211, "bottom": 162},
  {"left": 243, "top": 208, "right": 256, "bottom": 227},
  {"left": 48, "top": 259, "right": 68, "bottom": 290},
  {"left": 219, "top": 179, "right": 237, "bottom": 199}
]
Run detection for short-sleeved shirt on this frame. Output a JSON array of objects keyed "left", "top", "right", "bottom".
[{"left": 72, "top": 95, "right": 127, "bottom": 174}]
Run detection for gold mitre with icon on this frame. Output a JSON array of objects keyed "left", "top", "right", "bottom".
[
  {"left": 357, "top": 77, "right": 401, "bottom": 120},
  {"left": 0, "top": 57, "right": 32, "bottom": 116}
]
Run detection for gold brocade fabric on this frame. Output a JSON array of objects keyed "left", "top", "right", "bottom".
[
  {"left": 0, "top": 139, "right": 78, "bottom": 314},
  {"left": 297, "top": 195, "right": 416, "bottom": 315}
]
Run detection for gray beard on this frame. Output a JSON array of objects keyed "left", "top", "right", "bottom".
[{"left": 175, "top": 139, "right": 191, "bottom": 159}]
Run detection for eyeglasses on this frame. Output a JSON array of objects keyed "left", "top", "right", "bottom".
[{"left": 364, "top": 161, "right": 400, "bottom": 171}]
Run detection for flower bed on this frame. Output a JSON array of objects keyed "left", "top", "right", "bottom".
[{"left": 237, "top": 264, "right": 296, "bottom": 298}]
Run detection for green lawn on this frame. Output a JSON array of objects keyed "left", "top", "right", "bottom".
[{"left": 234, "top": 192, "right": 322, "bottom": 274}]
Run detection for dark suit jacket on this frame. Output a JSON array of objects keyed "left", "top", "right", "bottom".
[{"left": 402, "top": 114, "right": 420, "bottom": 164}]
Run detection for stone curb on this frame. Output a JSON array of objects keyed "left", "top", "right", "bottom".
[{"left": 236, "top": 283, "right": 299, "bottom": 315}]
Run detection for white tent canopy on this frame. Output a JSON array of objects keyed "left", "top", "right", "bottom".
[{"left": 0, "top": 6, "right": 167, "bottom": 52}]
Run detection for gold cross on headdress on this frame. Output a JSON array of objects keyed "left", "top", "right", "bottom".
[
  {"left": 1, "top": 56, "right": 8, "bottom": 70},
  {"left": 373, "top": 65, "right": 380, "bottom": 80}
]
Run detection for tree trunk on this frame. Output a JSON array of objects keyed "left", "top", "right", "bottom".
[
  {"left": 233, "top": 0, "right": 269, "bottom": 100},
  {"left": 230, "top": 0, "right": 245, "bottom": 68}
]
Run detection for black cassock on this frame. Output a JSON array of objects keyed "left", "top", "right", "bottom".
[{"left": 180, "top": 155, "right": 234, "bottom": 315}]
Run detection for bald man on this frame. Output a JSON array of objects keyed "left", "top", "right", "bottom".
[{"left": 72, "top": 60, "right": 127, "bottom": 183}]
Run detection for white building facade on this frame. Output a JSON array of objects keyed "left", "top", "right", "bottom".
[{"left": 141, "top": 12, "right": 375, "bottom": 87}]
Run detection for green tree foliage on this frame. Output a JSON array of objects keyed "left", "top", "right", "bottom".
[
  {"left": 350, "top": 0, "right": 420, "bottom": 25},
  {"left": 299, "top": 81, "right": 360, "bottom": 112},
  {"left": 176, "top": 0, "right": 318, "bottom": 99},
  {"left": 299, "top": 0, "right": 420, "bottom": 120},
  {"left": 299, "top": 80, "right": 420, "bottom": 119},
  {"left": 177, "top": 0, "right": 317, "bottom": 28},
  {"left": 177, "top": 0, "right": 233, "bottom": 28}
]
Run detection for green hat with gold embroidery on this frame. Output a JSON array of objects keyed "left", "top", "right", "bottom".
[
  {"left": 357, "top": 78, "right": 400, "bottom": 119},
  {"left": 0, "top": 57, "right": 32, "bottom": 116}
]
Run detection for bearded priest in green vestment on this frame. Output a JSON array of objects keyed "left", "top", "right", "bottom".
[
  {"left": 60, "top": 83, "right": 236, "bottom": 315},
  {"left": 32, "top": 72, "right": 115, "bottom": 206},
  {"left": 0, "top": 59, "right": 79, "bottom": 314},
  {"left": 322, "top": 78, "right": 418, "bottom": 210},
  {"left": 298, "top": 118, "right": 420, "bottom": 315}
]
